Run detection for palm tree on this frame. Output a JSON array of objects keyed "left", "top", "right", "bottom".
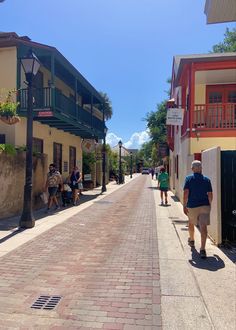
[{"left": 99, "top": 92, "right": 113, "bottom": 120}]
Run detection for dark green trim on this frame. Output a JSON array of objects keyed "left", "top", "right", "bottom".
[{"left": 50, "top": 53, "right": 55, "bottom": 108}]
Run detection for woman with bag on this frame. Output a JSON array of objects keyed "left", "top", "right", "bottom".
[{"left": 70, "top": 166, "right": 82, "bottom": 206}]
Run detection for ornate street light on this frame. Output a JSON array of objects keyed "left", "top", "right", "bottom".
[
  {"left": 19, "top": 50, "right": 40, "bottom": 228},
  {"left": 118, "top": 140, "right": 123, "bottom": 184},
  {"left": 130, "top": 151, "right": 133, "bottom": 178},
  {"left": 101, "top": 126, "right": 108, "bottom": 193}
]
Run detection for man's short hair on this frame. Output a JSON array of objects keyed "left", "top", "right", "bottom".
[
  {"left": 49, "top": 163, "right": 55, "bottom": 168},
  {"left": 191, "top": 160, "right": 202, "bottom": 169}
]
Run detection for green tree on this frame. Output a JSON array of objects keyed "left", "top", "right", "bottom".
[
  {"left": 82, "top": 151, "right": 96, "bottom": 174},
  {"left": 142, "top": 100, "right": 168, "bottom": 164},
  {"left": 211, "top": 27, "right": 236, "bottom": 53},
  {"left": 99, "top": 91, "right": 113, "bottom": 120}
]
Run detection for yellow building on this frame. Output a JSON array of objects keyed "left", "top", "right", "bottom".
[{"left": 0, "top": 32, "right": 106, "bottom": 179}]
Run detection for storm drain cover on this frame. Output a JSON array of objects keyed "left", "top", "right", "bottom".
[{"left": 31, "top": 295, "right": 62, "bottom": 310}]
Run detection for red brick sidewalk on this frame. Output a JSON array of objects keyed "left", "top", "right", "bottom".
[{"left": 0, "top": 175, "right": 161, "bottom": 329}]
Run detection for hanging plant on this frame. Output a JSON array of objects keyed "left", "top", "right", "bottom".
[{"left": 0, "top": 89, "right": 20, "bottom": 125}]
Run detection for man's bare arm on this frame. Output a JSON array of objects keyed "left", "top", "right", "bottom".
[
  {"left": 183, "top": 189, "right": 189, "bottom": 215},
  {"left": 207, "top": 191, "right": 213, "bottom": 205}
]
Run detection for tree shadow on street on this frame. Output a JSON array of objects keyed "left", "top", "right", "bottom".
[{"left": 189, "top": 247, "right": 225, "bottom": 271}]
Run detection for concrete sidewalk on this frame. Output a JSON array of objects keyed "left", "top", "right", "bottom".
[{"left": 151, "top": 179, "right": 236, "bottom": 330}]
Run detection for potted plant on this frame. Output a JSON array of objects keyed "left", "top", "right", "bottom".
[{"left": 0, "top": 89, "right": 20, "bottom": 125}]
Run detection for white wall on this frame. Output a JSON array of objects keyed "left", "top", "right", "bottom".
[{"left": 202, "top": 147, "right": 222, "bottom": 244}]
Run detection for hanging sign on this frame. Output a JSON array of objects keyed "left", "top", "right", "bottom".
[
  {"left": 166, "top": 108, "right": 184, "bottom": 126},
  {"left": 37, "top": 111, "right": 53, "bottom": 117}
]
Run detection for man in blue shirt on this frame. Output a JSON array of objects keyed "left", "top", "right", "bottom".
[{"left": 183, "top": 160, "right": 213, "bottom": 258}]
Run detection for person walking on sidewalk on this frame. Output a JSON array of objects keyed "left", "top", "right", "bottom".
[
  {"left": 158, "top": 167, "right": 169, "bottom": 205},
  {"left": 70, "top": 166, "right": 82, "bottom": 206},
  {"left": 183, "top": 160, "right": 213, "bottom": 259},
  {"left": 45, "top": 163, "right": 63, "bottom": 212}
]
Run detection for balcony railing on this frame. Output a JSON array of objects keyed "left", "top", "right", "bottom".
[
  {"left": 19, "top": 87, "right": 104, "bottom": 133},
  {"left": 193, "top": 103, "right": 236, "bottom": 129},
  {"left": 19, "top": 87, "right": 51, "bottom": 109}
]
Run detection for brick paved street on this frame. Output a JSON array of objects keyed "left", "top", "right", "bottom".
[{"left": 0, "top": 175, "right": 161, "bottom": 329}]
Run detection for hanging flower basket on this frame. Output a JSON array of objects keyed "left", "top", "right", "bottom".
[
  {"left": 0, "top": 115, "right": 20, "bottom": 125},
  {"left": 0, "top": 89, "right": 20, "bottom": 125}
]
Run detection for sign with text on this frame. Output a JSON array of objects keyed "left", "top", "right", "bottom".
[
  {"left": 84, "top": 174, "right": 92, "bottom": 181},
  {"left": 166, "top": 108, "right": 184, "bottom": 126},
  {"left": 37, "top": 111, "right": 53, "bottom": 117}
]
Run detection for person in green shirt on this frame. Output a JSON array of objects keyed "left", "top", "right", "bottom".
[{"left": 158, "top": 167, "right": 169, "bottom": 205}]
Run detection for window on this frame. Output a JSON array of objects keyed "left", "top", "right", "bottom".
[
  {"left": 228, "top": 91, "right": 236, "bottom": 103},
  {"left": 53, "top": 142, "right": 62, "bottom": 173},
  {"left": 33, "top": 138, "right": 43, "bottom": 153},
  {"left": 0, "top": 134, "right": 6, "bottom": 143},
  {"left": 208, "top": 91, "right": 222, "bottom": 103}
]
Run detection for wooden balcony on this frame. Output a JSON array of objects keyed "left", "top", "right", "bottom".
[
  {"left": 18, "top": 87, "right": 105, "bottom": 138},
  {"left": 192, "top": 103, "right": 236, "bottom": 130}
]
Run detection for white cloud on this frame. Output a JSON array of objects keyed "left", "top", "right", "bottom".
[
  {"left": 106, "top": 132, "right": 121, "bottom": 147},
  {"left": 107, "top": 130, "right": 150, "bottom": 149}
]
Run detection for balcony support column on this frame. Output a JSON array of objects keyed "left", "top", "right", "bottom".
[
  {"left": 50, "top": 54, "right": 55, "bottom": 109},
  {"left": 75, "top": 78, "right": 79, "bottom": 120},
  {"left": 90, "top": 95, "right": 93, "bottom": 129}
]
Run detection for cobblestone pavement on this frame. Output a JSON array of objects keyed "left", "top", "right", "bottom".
[{"left": 0, "top": 175, "right": 161, "bottom": 329}]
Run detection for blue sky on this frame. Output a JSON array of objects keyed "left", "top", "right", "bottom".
[{"left": 0, "top": 0, "right": 235, "bottom": 148}]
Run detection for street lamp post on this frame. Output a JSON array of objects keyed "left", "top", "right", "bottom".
[
  {"left": 130, "top": 152, "right": 133, "bottom": 178},
  {"left": 118, "top": 140, "right": 122, "bottom": 184},
  {"left": 19, "top": 50, "right": 40, "bottom": 229},
  {"left": 101, "top": 127, "right": 108, "bottom": 193}
]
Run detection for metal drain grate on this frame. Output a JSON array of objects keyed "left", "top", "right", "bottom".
[{"left": 31, "top": 295, "right": 62, "bottom": 310}]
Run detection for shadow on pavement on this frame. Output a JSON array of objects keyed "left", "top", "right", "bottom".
[
  {"left": 170, "top": 195, "right": 180, "bottom": 202},
  {"left": 189, "top": 248, "right": 225, "bottom": 271},
  {"left": 0, "top": 228, "right": 26, "bottom": 244},
  {"left": 219, "top": 244, "right": 236, "bottom": 264}
]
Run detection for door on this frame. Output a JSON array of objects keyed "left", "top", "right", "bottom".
[
  {"left": 206, "top": 85, "right": 236, "bottom": 128},
  {"left": 53, "top": 142, "right": 62, "bottom": 173},
  {"left": 69, "top": 146, "right": 76, "bottom": 171},
  {"left": 33, "top": 71, "right": 44, "bottom": 108},
  {"left": 221, "top": 151, "right": 236, "bottom": 242}
]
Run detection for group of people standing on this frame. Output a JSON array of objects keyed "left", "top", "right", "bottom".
[
  {"left": 150, "top": 160, "right": 213, "bottom": 259},
  {"left": 44, "top": 164, "right": 83, "bottom": 213}
]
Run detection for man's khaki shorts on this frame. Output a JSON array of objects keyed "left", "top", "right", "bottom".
[{"left": 187, "top": 205, "right": 211, "bottom": 226}]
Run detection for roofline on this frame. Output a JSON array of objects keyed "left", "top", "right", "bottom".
[
  {"left": 173, "top": 52, "right": 236, "bottom": 86},
  {"left": 0, "top": 32, "right": 104, "bottom": 103}
]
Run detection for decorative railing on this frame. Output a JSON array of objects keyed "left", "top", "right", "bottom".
[
  {"left": 19, "top": 87, "right": 104, "bottom": 133},
  {"left": 192, "top": 103, "right": 236, "bottom": 129}
]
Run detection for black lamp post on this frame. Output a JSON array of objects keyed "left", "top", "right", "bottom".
[
  {"left": 118, "top": 140, "right": 122, "bottom": 184},
  {"left": 130, "top": 152, "right": 133, "bottom": 178},
  {"left": 19, "top": 50, "right": 40, "bottom": 229},
  {"left": 101, "top": 127, "right": 108, "bottom": 193}
]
